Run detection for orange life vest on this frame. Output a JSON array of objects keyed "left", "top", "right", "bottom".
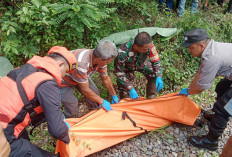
[
  {"left": 62, "top": 49, "right": 86, "bottom": 86},
  {"left": 0, "top": 56, "right": 62, "bottom": 143}
]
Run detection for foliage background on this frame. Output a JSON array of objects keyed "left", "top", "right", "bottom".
[{"left": 1, "top": 0, "right": 232, "bottom": 154}]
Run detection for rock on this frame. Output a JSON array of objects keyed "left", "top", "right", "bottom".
[
  {"left": 177, "top": 152, "right": 183, "bottom": 157},
  {"left": 154, "top": 142, "right": 159, "bottom": 147},
  {"left": 132, "top": 153, "right": 138, "bottom": 157},
  {"left": 168, "top": 139, "right": 173, "bottom": 144},
  {"left": 133, "top": 145, "right": 139, "bottom": 150},
  {"left": 153, "top": 148, "right": 160, "bottom": 153},
  {"left": 157, "top": 152, "right": 163, "bottom": 157},
  {"left": 147, "top": 145, "right": 153, "bottom": 150},
  {"left": 146, "top": 151, "right": 153, "bottom": 156},
  {"left": 174, "top": 128, "right": 179, "bottom": 134},
  {"left": 170, "top": 146, "right": 176, "bottom": 152},
  {"left": 120, "top": 147, "right": 125, "bottom": 152},
  {"left": 111, "top": 148, "right": 117, "bottom": 153},
  {"left": 189, "top": 153, "right": 197, "bottom": 157},
  {"left": 172, "top": 152, "right": 177, "bottom": 157},
  {"left": 125, "top": 146, "right": 130, "bottom": 152},
  {"left": 165, "top": 150, "right": 169, "bottom": 154},
  {"left": 115, "top": 145, "right": 122, "bottom": 150},
  {"left": 122, "top": 152, "right": 128, "bottom": 157}
]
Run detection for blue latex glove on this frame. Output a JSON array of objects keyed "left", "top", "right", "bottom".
[
  {"left": 156, "top": 77, "right": 164, "bottom": 93},
  {"left": 63, "top": 116, "right": 71, "bottom": 130},
  {"left": 102, "top": 99, "right": 113, "bottom": 111},
  {"left": 129, "top": 88, "right": 139, "bottom": 99},
  {"left": 111, "top": 95, "right": 119, "bottom": 104},
  {"left": 178, "top": 88, "right": 190, "bottom": 97}
]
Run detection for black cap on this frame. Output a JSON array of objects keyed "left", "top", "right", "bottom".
[{"left": 181, "top": 28, "right": 208, "bottom": 47}]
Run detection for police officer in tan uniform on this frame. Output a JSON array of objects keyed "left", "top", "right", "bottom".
[{"left": 178, "top": 28, "right": 232, "bottom": 151}]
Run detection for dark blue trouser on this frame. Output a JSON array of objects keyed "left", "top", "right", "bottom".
[
  {"left": 9, "top": 129, "right": 57, "bottom": 157},
  {"left": 159, "top": 0, "right": 174, "bottom": 11}
]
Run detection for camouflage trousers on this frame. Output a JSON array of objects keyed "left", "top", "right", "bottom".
[{"left": 117, "top": 61, "right": 157, "bottom": 99}]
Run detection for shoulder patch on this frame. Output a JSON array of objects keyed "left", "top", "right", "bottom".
[{"left": 149, "top": 45, "right": 159, "bottom": 62}]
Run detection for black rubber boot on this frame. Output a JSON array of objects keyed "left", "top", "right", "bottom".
[
  {"left": 189, "top": 129, "right": 219, "bottom": 151},
  {"left": 146, "top": 80, "right": 156, "bottom": 99}
]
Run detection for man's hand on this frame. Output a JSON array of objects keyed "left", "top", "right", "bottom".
[
  {"left": 178, "top": 88, "right": 190, "bottom": 97},
  {"left": 156, "top": 77, "right": 163, "bottom": 93},
  {"left": 102, "top": 99, "right": 113, "bottom": 111},
  {"left": 111, "top": 95, "right": 119, "bottom": 104},
  {"left": 129, "top": 88, "right": 139, "bottom": 99}
]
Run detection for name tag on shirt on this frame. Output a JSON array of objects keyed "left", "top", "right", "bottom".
[{"left": 224, "top": 99, "right": 232, "bottom": 116}]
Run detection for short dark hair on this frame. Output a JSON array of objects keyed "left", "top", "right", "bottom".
[{"left": 134, "top": 32, "right": 152, "bottom": 46}]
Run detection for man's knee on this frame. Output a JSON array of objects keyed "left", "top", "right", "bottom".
[
  {"left": 60, "top": 87, "right": 77, "bottom": 102},
  {"left": 215, "top": 79, "right": 232, "bottom": 98},
  {"left": 10, "top": 138, "right": 57, "bottom": 157},
  {"left": 10, "top": 138, "right": 32, "bottom": 157},
  {"left": 63, "top": 101, "right": 79, "bottom": 118},
  {"left": 88, "top": 78, "right": 100, "bottom": 95}
]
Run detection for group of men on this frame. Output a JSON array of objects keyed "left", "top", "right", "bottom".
[{"left": 0, "top": 28, "right": 231, "bottom": 156}]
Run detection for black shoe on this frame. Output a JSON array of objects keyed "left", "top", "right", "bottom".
[{"left": 188, "top": 136, "right": 218, "bottom": 151}]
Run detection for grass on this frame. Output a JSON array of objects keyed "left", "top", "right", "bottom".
[{"left": 29, "top": 0, "right": 232, "bottom": 155}]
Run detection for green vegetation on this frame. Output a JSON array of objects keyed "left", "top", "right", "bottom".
[{"left": 1, "top": 0, "right": 232, "bottom": 154}]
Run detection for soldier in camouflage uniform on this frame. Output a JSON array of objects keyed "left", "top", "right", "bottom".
[{"left": 114, "top": 32, "right": 164, "bottom": 99}]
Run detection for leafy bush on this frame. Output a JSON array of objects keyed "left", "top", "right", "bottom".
[
  {"left": 0, "top": 0, "right": 133, "bottom": 66},
  {"left": 1, "top": 0, "right": 231, "bottom": 154}
]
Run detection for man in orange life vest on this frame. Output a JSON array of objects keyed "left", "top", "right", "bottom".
[{"left": 0, "top": 46, "right": 77, "bottom": 157}]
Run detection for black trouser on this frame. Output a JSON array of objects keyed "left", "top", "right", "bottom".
[
  {"left": 9, "top": 129, "right": 57, "bottom": 157},
  {"left": 209, "top": 78, "right": 232, "bottom": 139}
]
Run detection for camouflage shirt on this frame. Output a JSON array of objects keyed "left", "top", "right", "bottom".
[{"left": 114, "top": 41, "right": 163, "bottom": 90}]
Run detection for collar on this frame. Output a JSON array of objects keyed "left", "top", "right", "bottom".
[
  {"left": 129, "top": 41, "right": 134, "bottom": 52},
  {"left": 202, "top": 39, "right": 214, "bottom": 58}
]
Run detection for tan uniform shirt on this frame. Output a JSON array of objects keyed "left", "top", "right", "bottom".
[{"left": 197, "top": 40, "right": 232, "bottom": 89}]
